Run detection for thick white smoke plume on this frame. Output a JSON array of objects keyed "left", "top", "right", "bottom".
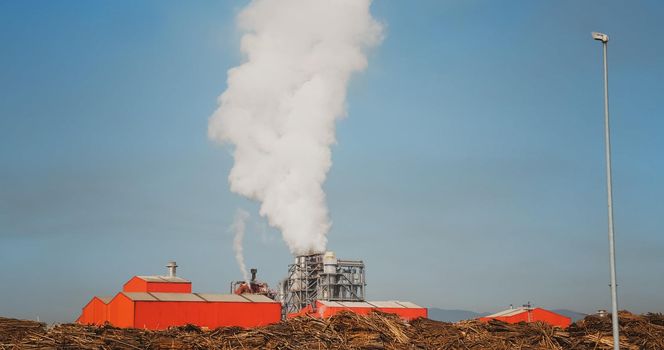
[
  {"left": 231, "top": 209, "right": 251, "bottom": 284},
  {"left": 209, "top": 0, "right": 383, "bottom": 255}
]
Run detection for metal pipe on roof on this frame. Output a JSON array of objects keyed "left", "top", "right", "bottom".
[{"left": 166, "top": 261, "right": 178, "bottom": 277}]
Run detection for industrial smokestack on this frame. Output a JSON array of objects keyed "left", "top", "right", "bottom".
[
  {"left": 208, "top": 0, "right": 384, "bottom": 256},
  {"left": 166, "top": 261, "right": 178, "bottom": 277}
]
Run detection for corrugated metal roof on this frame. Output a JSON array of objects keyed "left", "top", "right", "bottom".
[
  {"left": 157, "top": 276, "right": 190, "bottom": 283},
  {"left": 485, "top": 307, "right": 528, "bottom": 318},
  {"left": 135, "top": 276, "right": 165, "bottom": 282},
  {"left": 367, "top": 301, "right": 404, "bottom": 308},
  {"left": 394, "top": 301, "right": 425, "bottom": 309},
  {"left": 196, "top": 294, "right": 249, "bottom": 302},
  {"left": 338, "top": 302, "right": 375, "bottom": 308},
  {"left": 239, "top": 294, "right": 277, "bottom": 303},
  {"left": 122, "top": 292, "right": 158, "bottom": 301},
  {"left": 135, "top": 275, "right": 190, "bottom": 283},
  {"left": 318, "top": 300, "right": 343, "bottom": 307},
  {"left": 97, "top": 296, "right": 114, "bottom": 304},
  {"left": 150, "top": 293, "right": 204, "bottom": 302},
  {"left": 121, "top": 291, "right": 278, "bottom": 303}
]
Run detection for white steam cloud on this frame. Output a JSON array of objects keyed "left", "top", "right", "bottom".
[
  {"left": 209, "top": 0, "right": 383, "bottom": 255},
  {"left": 231, "top": 208, "right": 251, "bottom": 284}
]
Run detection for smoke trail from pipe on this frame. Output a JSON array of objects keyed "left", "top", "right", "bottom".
[
  {"left": 209, "top": 0, "right": 383, "bottom": 255},
  {"left": 231, "top": 208, "right": 251, "bottom": 284}
]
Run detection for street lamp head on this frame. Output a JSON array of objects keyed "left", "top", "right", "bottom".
[{"left": 592, "top": 32, "right": 609, "bottom": 43}]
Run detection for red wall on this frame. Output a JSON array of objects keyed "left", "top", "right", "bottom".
[
  {"left": 78, "top": 297, "right": 109, "bottom": 326},
  {"left": 107, "top": 294, "right": 135, "bottom": 328},
  {"left": 80, "top": 291, "right": 281, "bottom": 330},
  {"left": 91, "top": 298, "right": 109, "bottom": 325},
  {"left": 353, "top": 307, "right": 427, "bottom": 320},
  {"left": 78, "top": 299, "right": 95, "bottom": 325},
  {"left": 133, "top": 301, "right": 281, "bottom": 330},
  {"left": 123, "top": 277, "right": 192, "bottom": 293},
  {"left": 530, "top": 308, "right": 571, "bottom": 328},
  {"left": 480, "top": 308, "right": 571, "bottom": 328}
]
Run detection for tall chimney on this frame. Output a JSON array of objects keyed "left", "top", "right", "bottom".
[{"left": 166, "top": 261, "right": 178, "bottom": 277}]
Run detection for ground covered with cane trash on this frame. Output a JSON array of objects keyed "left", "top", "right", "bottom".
[{"left": 2, "top": 310, "right": 664, "bottom": 350}]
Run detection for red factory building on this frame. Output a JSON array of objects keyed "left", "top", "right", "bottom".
[
  {"left": 289, "top": 300, "right": 427, "bottom": 320},
  {"left": 77, "top": 262, "right": 281, "bottom": 330},
  {"left": 479, "top": 305, "right": 571, "bottom": 328}
]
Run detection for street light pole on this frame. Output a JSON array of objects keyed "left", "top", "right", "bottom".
[{"left": 592, "top": 31, "right": 620, "bottom": 350}]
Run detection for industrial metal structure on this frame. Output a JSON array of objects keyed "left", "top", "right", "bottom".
[
  {"left": 279, "top": 251, "right": 366, "bottom": 317},
  {"left": 230, "top": 268, "right": 277, "bottom": 299}
]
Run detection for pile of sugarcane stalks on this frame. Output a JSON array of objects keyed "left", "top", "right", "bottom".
[
  {"left": 0, "top": 317, "right": 45, "bottom": 344},
  {"left": 2, "top": 311, "right": 664, "bottom": 350},
  {"left": 568, "top": 311, "right": 664, "bottom": 350}
]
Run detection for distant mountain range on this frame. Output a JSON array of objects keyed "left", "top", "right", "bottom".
[{"left": 427, "top": 308, "right": 587, "bottom": 323}]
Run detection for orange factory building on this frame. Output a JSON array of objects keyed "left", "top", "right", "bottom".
[
  {"left": 479, "top": 306, "right": 572, "bottom": 328},
  {"left": 289, "top": 300, "right": 428, "bottom": 320},
  {"left": 77, "top": 263, "right": 281, "bottom": 330}
]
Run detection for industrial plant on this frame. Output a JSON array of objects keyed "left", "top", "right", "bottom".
[
  {"left": 278, "top": 251, "right": 366, "bottom": 316},
  {"left": 77, "top": 253, "right": 427, "bottom": 330}
]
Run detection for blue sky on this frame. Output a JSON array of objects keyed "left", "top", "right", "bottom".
[{"left": 1, "top": 1, "right": 663, "bottom": 323}]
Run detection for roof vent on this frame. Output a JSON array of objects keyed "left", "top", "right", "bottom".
[{"left": 166, "top": 261, "right": 178, "bottom": 277}]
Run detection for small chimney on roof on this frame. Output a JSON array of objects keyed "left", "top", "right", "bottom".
[
  {"left": 250, "top": 268, "right": 257, "bottom": 282},
  {"left": 166, "top": 261, "right": 178, "bottom": 277}
]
